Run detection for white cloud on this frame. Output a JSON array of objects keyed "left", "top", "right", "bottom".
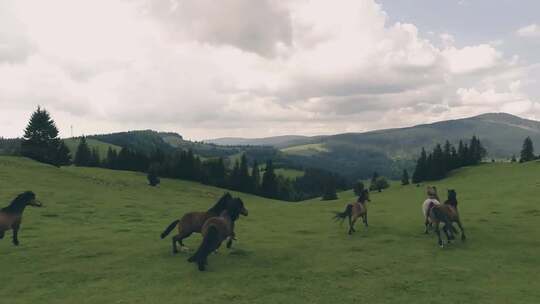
[
  {"left": 0, "top": 0, "right": 537, "bottom": 139},
  {"left": 516, "top": 24, "right": 540, "bottom": 38}
]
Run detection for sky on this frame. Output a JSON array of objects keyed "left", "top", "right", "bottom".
[{"left": 1, "top": 0, "right": 539, "bottom": 140}]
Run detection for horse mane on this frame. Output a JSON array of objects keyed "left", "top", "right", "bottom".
[
  {"left": 207, "top": 192, "right": 232, "bottom": 214},
  {"left": 2, "top": 191, "right": 35, "bottom": 214},
  {"left": 226, "top": 198, "right": 244, "bottom": 221},
  {"left": 357, "top": 190, "right": 369, "bottom": 204},
  {"left": 444, "top": 190, "right": 458, "bottom": 207}
]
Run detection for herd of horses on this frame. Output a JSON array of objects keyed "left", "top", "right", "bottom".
[{"left": 0, "top": 185, "right": 465, "bottom": 271}]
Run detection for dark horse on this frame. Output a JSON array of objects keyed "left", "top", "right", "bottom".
[
  {"left": 0, "top": 191, "right": 42, "bottom": 246},
  {"left": 334, "top": 189, "right": 370, "bottom": 235},
  {"left": 427, "top": 189, "right": 466, "bottom": 247},
  {"left": 188, "top": 198, "right": 248, "bottom": 271},
  {"left": 160, "top": 193, "right": 247, "bottom": 253}
]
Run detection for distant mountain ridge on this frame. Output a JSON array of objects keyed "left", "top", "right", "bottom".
[
  {"left": 205, "top": 135, "right": 309, "bottom": 148},
  {"left": 203, "top": 113, "right": 540, "bottom": 179},
  {"left": 206, "top": 113, "right": 540, "bottom": 157}
]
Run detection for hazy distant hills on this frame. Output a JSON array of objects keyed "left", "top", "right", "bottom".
[
  {"left": 203, "top": 113, "right": 540, "bottom": 179},
  {"left": 46, "top": 112, "right": 540, "bottom": 180},
  {"left": 207, "top": 113, "right": 540, "bottom": 158},
  {"left": 205, "top": 135, "right": 309, "bottom": 148}
]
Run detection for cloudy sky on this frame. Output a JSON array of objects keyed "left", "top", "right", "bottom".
[{"left": 1, "top": 0, "right": 539, "bottom": 139}]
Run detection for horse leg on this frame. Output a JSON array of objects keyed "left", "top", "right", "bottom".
[
  {"left": 349, "top": 216, "right": 358, "bottom": 234},
  {"left": 363, "top": 213, "right": 368, "bottom": 228},
  {"left": 434, "top": 222, "right": 444, "bottom": 248},
  {"left": 227, "top": 222, "right": 236, "bottom": 249},
  {"left": 424, "top": 217, "right": 430, "bottom": 234},
  {"left": 456, "top": 220, "right": 466, "bottom": 241},
  {"left": 348, "top": 214, "right": 353, "bottom": 235},
  {"left": 12, "top": 224, "right": 20, "bottom": 246},
  {"left": 442, "top": 224, "right": 453, "bottom": 243}
]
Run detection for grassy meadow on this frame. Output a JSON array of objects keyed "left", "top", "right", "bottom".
[{"left": 0, "top": 156, "right": 539, "bottom": 303}]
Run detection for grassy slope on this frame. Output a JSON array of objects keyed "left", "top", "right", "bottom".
[
  {"left": 64, "top": 138, "right": 121, "bottom": 159},
  {"left": 281, "top": 143, "right": 329, "bottom": 156},
  {"left": 0, "top": 156, "right": 539, "bottom": 303}
]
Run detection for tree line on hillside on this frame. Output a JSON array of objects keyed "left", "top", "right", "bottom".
[
  {"left": 412, "top": 136, "right": 486, "bottom": 183},
  {"left": 73, "top": 138, "right": 349, "bottom": 201},
  {"left": 11, "top": 107, "right": 349, "bottom": 202}
]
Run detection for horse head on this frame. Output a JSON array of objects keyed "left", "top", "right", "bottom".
[
  {"left": 226, "top": 197, "right": 248, "bottom": 221},
  {"left": 357, "top": 189, "right": 370, "bottom": 204},
  {"left": 5, "top": 191, "right": 42, "bottom": 213},
  {"left": 447, "top": 189, "right": 457, "bottom": 201}
]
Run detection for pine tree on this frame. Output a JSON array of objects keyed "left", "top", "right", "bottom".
[
  {"left": 431, "top": 144, "right": 445, "bottom": 179},
  {"left": 373, "top": 176, "right": 390, "bottom": 192},
  {"left": 511, "top": 154, "right": 517, "bottom": 163},
  {"left": 401, "top": 169, "right": 410, "bottom": 185},
  {"left": 230, "top": 159, "right": 241, "bottom": 190},
  {"left": 520, "top": 137, "right": 535, "bottom": 163},
  {"left": 55, "top": 140, "right": 72, "bottom": 166},
  {"left": 239, "top": 154, "right": 250, "bottom": 192},
  {"left": 251, "top": 160, "right": 261, "bottom": 194},
  {"left": 74, "top": 137, "right": 92, "bottom": 166},
  {"left": 20, "top": 107, "right": 65, "bottom": 166},
  {"left": 261, "top": 160, "right": 278, "bottom": 198},
  {"left": 106, "top": 147, "right": 118, "bottom": 169},
  {"left": 322, "top": 179, "right": 338, "bottom": 200},
  {"left": 412, "top": 148, "right": 428, "bottom": 183},
  {"left": 90, "top": 148, "right": 101, "bottom": 167},
  {"left": 369, "top": 172, "right": 379, "bottom": 191}
]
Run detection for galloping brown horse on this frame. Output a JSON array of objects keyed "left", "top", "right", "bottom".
[
  {"left": 160, "top": 193, "right": 245, "bottom": 253},
  {"left": 188, "top": 199, "right": 248, "bottom": 271},
  {"left": 334, "top": 189, "right": 370, "bottom": 235},
  {"left": 427, "top": 189, "right": 466, "bottom": 247},
  {"left": 0, "top": 191, "right": 42, "bottom": 246}
]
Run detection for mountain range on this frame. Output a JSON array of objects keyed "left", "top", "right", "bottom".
[{"left": 3, "top": 112, "right": 538, "bottom": 180}]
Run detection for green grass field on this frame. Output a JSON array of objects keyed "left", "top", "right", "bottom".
[
  {"left": 274, "top": 168, "right": 304, "bottom": 179},
  {"left": 64, "top": 138, "right": 121, "bottom": 160},
  {"left": 281, "top": 143, "right": 329, "bottom": 156},
  {"left": 1, "top": 156, "right": 539, "bottom": 303}
]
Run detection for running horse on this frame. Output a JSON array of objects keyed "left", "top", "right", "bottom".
[
  {"left": 160, "top": 193, "right": 247, "bottom": 253},
  {"left": 0, "top": 191, "right": 42, "bottom": 246},
  {"left": 426, "top": 189, "right": 466, "bottom": 247},
  {"left": 188, "top": 199, "right": 248, "bottom": 271},
  {"left": 422, "top": 186, "right": 440, "bottom": 233},
  {"left": 334, "top": 189, "right": 371, "bottom": 235}
]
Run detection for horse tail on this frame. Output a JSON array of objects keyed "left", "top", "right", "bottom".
[
  {"left": 188, "top": 226, "right": 219, "bottom": 270},
  {"left": 160, "top": 219, "right": 180, "bottom": 239},
  {"left": 334, "top": 204, "right": 353, "bottom": 222}
]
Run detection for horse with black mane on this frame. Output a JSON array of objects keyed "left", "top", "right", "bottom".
[
  {"left": 334, "top": 189, "right": 370, "bottom": 235},
  {"left": 160, "top": 193, "right": 247, "bottom": 253},
  {"left": 188, "top": 198, "right": 248, "bottom": 271},
  {"left": 0, "top": 191, "right": 42, "bottom": 246},
  {"left": 426, "top": 189, "right": 466, "bottom": 247}
]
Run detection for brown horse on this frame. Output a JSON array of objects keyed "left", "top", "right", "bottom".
[
  {"left": 427, "top": 189, "right": 466, "bottom": 247},
  {"left": 334, "top": 189, "right": 370, "bottom": 235},
  {"left": 188, "top": 199, "right": 248, "bottom": 271},
  {"left": 160, "top": 193, "right": 245, "bottom": 253},
  {"left": 0, "top": 191, "right": 42, "bottom": 246}
]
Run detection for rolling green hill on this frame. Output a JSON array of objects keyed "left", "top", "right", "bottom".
[{"left": 1, "top": 156, "right": 539, "bottom": 303}]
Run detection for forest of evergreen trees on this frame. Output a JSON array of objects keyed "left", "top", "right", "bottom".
[
  {"left": 71, "top": 139, "right": 348, "bottom": 201},
  {"left": 412, "top": 136, "right": 486, "bottom": 183}
]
